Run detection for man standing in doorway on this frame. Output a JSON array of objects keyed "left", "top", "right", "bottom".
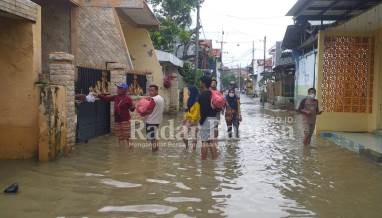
[{"left": 145, "top": 85, "right": 165, "bottom": 152}]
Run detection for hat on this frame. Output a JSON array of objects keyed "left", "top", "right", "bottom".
[
  {"left": 230, "top": 81, "right": 235, "bottom": 85},
  {"left": 116, "top": 83, "right": 129, "bottom": 90}
]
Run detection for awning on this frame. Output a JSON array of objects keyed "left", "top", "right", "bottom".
[
  {"left": 287, "top": 0, "right": 382, "bottom": 21},
  {"left": 117, "top": 1, "right": 159, "bottom": 29},
  {"left": 156, "top": 50, "right": 184, "bottom": 68},
  {"left": 282, "top": 25, "right": 304, "bottom": 49},
  {"left": 0, "top": 0, "right": 39, "bottom": 22}
]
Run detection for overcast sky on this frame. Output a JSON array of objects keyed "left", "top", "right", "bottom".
[{"left": 199, "top": 0, "right": 298, "bottom": 67}]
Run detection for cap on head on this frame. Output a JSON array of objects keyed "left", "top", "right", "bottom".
[
  {"left": 230, "top": 81, "right": 235, "bottom": 85},
  {"left": 117, "top": 83, "right": 129, "bottom": 90}
]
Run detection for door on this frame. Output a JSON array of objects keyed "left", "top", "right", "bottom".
[{"left": 76, "top": 67, "right": 110, "bottom": 143}]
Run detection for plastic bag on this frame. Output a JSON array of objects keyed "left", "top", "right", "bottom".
[
  {"left": 136, "top": 98, "right": 155, "bottom": 116},
  {"left": 86, "top": 93, "right": 96, "bottom": 103},
  {"left": 211, "top": 90, "right": 226, "bottom": 110}
]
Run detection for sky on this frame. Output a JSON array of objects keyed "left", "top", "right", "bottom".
[{"left": 199, "top": 0, "right": 298, "bottom": 68}]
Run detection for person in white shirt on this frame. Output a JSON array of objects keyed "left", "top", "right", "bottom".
[{"left": 144, "top": 84, "right": 164, "bottom": 152}]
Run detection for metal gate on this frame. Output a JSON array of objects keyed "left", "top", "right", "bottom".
[{"left": 76, "top": 67, "right": 110, "bottom": 143}]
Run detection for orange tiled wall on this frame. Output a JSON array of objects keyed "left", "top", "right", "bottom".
[{"left": 321, "top": 36, "right": 374, "bottom": 113}]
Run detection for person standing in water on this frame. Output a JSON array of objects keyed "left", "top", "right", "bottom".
[
  {"left": 210, "top": 78, "right": 221, "bottom": 140},
  {"left": 144, "top": 85, "right": 165, "bottom": 152},
  {"left": 298, "top": 88, "right": 323, "bottom": 146},
  {"left": 198, "top": 76, "right": 219, "bottom": 160},
  {"left": 182, "top": 85, "right": 200, "bottom": 150},
  {"left": 99, "top": 83, "right": 135, "bottom": 147},
  {"left": 225, "top": 89, "right": 242, "bottom": 138}
]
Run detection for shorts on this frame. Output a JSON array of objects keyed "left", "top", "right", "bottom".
[
  {"left": 304, "top": 123, "right": 316, "bottom": 137},
  {"left": 200, "top": 117, "right": 219, "bottom": 142},
  {"left": 114, "top": 121, "right": 131, "bottom": 141},
  {"left": 146, "top": 124, "right": 160, "bottom": 140}
]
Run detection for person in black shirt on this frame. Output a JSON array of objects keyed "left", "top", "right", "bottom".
[
  {"left": 225, "top": 89, "right": 242, "bottom": 138},
  {"left": 198, "top": 76, "right": 218, "bottom": 160}
]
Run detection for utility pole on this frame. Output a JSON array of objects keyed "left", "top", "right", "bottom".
[
  {"left": 216, "top": 29, "right": 226, "bottom": 66},
  {"left": 263, "top": 36, "right": 267, "bottom": 73},
  {"left": 252, "top": 40, "right": 255, "bottom": 74},
  {"left": 195, "top": 0, "right": 200, "bottom": 70},
  {"left": 239, "top": 64, "right": 241, "bottom": 93}
]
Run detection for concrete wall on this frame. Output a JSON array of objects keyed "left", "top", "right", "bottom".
[
  {"left": 40, "top": 0, "right": 72, "bottom": 73},
  {"left": 74, "top": 6, "right": 131, "bottom": 69},
  {"left": 316, "top": 28, "right": 382, "bottom": 133},
  {"left": 120, "top": 21, "right": 165, "bottom": 96},
  {"left": 295, "top": 50, "right": 317, "bottom": 109},
  {"left": 0, "top": 10, "right": 41, "bottom": 159},
  {"left": 0, "top": 0, "right": 39, "bottom": 21}
]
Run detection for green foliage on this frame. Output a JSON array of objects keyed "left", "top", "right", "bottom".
[
  {"left": 221, "top": 73, "right": 236, "bottom": 90},
  {"left": 180, "top": 62, "right": 203, "bottom": 88},
  {"left": 148, "top": 0, "right": 202, "bottom": 52}
]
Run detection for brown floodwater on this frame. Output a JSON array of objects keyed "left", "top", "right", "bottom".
[{"left": 1, "top": 96, "right": 382, "bottom": 218}]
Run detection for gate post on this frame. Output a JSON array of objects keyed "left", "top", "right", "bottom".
[
  {"left": 108, "top": 63, "right": 127, "bottom": 128},
  {"left": 49, "top": 52, "right": 76, "bottom": 148}
]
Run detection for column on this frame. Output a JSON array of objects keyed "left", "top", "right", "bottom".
[{"left": 49, "top": 52, "right": 76, "bottom": 147}]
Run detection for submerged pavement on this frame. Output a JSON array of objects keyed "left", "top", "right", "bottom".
[{"left": 1, "top": 96, "right": 382, "bottom": 217}]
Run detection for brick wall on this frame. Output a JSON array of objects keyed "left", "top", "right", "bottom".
[
  {"left": 40, "top": 1, "right": 72, "bottom": 74},
  {"left": 74, "top": 6, "right": 130, "bottom": 69}
]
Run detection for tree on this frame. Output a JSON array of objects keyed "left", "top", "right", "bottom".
[
  {"left": 179, "top": 62, "right": 203, "bottom": 87},
  {"left": 221, "top": 73, "right": 236, "bottom": 90},
  {"left": 148, "top": 0, "right": 203, "bottom": 52}
]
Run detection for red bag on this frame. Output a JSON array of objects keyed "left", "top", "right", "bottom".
[
  {"left": 211, "top": 90, "right": 226, "bottom": 110},
  {"left": 136, "top": 98, "right": 155, "bottom": 116}
]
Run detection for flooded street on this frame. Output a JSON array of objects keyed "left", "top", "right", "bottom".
[{"left": 1, "top": 96, "right": 382, "bottom": 218}]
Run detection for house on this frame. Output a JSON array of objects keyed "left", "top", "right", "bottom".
[
  {"left": 0, "top": 0, "right": 42, "bottom": 159},
  {"left": 0, "top": 0, "right": 162, "bottom": 160},
  {"left": 285, "top": 0, "right": 382, "bottom": 159},
  {"left": 269, "top": 41, "right": 295, "bottom": 106},
  {"left": 156, "top": 50, "right": 184, "bottom": 113}
]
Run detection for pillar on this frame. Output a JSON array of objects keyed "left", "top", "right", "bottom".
[
  {"left": 49, "top": 52, "right": 76, "bottom": 147},
  {"left": 108, "top": 63, "right": 126, "bottom": 127},
  {"left": 170, "top": 72, "right": 179, "bottom": 112}
]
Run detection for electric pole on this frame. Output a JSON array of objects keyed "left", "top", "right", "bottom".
[
  {"left": 195, "top": 1, "right": 200, "bottom": 70},
  {"left": 252, "top": 40, "right": 255, "bottom": 74},
  {"left": 239, "top": 64, "right": 241, "bottom": 93},
  {"left": 263, "top": 36, "right": 267, "bottom": 73}
]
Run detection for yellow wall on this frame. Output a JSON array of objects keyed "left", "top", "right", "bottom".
[
  {"left": 0, "top": 10, "right": 41, "bottom": 159},
  {"left": 119, "top": 22, "right": 165, "bottom": 97},
  {"left": 316, "top": 26, "right": 382, "bottom": 134}
]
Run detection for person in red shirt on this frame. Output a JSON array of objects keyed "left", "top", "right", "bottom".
[{"left": 99, "top": 83, "right": 135, "bottom": 147}]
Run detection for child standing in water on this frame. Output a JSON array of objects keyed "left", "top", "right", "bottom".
[{"left": 298, "top": 88, "right": 323, "bottom": 146}]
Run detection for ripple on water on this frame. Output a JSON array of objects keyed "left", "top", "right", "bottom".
[
  {"left": 146, "top": 179, "right": 170, "bottom": 184},
  {"left": 99, "top": 204, "right": 177, "bottom": 215},
  {"left": 100, "top": 179, "right": 142, "bottom": 188},
  {"left": 164, "top": 197, "right": 202, "bottom": 203},
  {"left": 174, "top": 182, "right": 192, "bottom": 190},
  {"left": 174, "top": 213, "right": 196, "bottom": 218}
]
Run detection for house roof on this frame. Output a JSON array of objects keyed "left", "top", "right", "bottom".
[
  {"left": 156, "top": 50, "right": 184, "bottom": 68},
  {"left": 287, "top": 0, "right": 382, "bottom": 21}
]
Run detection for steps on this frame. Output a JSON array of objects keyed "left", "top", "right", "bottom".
[{"left": 374, "top": 129, "right": 382, "bottom": 136}]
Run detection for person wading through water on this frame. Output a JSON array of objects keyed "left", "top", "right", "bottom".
[
  {"left": 99, "top": 83, "right": 135, "bottom": 148},
  {"left": 144, "top": 85, "right": 165, "bottom": 152},
  {"left": 198, "top": 76, "right": 219, "bottom": 160},
  {"left": 225, "top": 88, "right": 242, "bottom": 138},
  {"left": 182, "top": 85, "right": 200, "bottom": 150}
]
